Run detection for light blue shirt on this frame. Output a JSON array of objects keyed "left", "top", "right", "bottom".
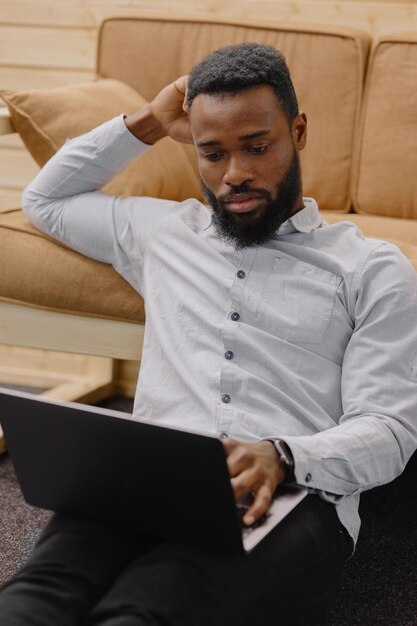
[{"left": 23, "top": 115, "right": 417, "bottom": 544}]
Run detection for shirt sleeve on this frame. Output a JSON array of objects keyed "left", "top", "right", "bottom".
[
  {"left": 283, "top": 242, "right": 417, "bottom": 499},
  {"left": 22, "top": 115, "right": 178, "bottom": 295}
]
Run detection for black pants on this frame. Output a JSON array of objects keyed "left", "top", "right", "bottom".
[{"left": 0, "top": 495, "right": 353, "bottom": 626}]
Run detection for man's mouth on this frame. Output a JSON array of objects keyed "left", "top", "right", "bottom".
[{"left": 221, "top": 193, "right": 265, "bottom": 214}]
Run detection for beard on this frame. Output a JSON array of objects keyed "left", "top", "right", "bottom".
[{"left": 202, "top": 149, "right": 302, "bottom": 249}]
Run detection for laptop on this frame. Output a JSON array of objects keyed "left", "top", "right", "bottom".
[{"left": 0, "top": 386, "right": 307, "bottom": 555}]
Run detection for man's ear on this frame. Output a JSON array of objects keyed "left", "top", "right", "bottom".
[{"left": 292, "top": 112, "right": 307, "bottom": 150}]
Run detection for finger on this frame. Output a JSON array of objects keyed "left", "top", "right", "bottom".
[
  {"left": 174, "top": 74, "right": 188, "bottom": 96},
  {"left": 224, "top": 442, "right": 256, "bottom": 478},
  {"left": 243, "top": 484, "right": 273, "bottom": 526},
  {"left": 222, "top": 439, "right": 241, "bottom": 471},
  {"left": 230, "top": 468, "right": 259, "bottom": 499},
  {"left": 222, "top": 438, "right": 239, "bottom": 455},
  {"left": 181, "top": 76, "right": 190, "bottom": 113}
]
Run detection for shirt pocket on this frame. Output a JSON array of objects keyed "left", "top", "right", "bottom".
[{"left": 256, "top": 256, "right": 340, "bottom": 344}]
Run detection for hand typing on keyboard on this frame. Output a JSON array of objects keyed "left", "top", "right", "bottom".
[
  {"left": 222, "top": 439, "right": 287, "bottom": 527},
  {"left": 236, "top": 502, "right": 270, "bottom": 530}
]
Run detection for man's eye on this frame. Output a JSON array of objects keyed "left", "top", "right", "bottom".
[
  {"left": 205, "top": 152, "right": 223, "bottom": 162},
  {"left": 250, "top": 145, "right": 270, "bottom": 155}
]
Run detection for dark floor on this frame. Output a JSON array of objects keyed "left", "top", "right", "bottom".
[{"left": 1, "top": 391, "right": 416, "bottom": 625}]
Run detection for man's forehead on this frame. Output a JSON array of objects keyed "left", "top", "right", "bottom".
[
  {"left": 189, "top": 84, "right": 279, "bottom": 109},
  {"left": 189, "top": 86, "right": 287, "bottom": 139},
  {"left": 196, "top": 129, "right": 271, "bottom": 148}
]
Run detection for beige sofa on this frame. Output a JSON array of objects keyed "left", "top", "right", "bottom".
[{"left": 0, "top": 16, "right": 416, "bottom": 423}]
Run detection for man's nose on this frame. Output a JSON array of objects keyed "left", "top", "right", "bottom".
[{"left": 223, "top": 156, "right": 255, "bottom": 187}]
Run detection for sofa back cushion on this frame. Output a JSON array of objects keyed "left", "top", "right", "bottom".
[
  {"left": 98, "top": 17, "right": 370, "bottom": 212},
  {"left": 353, "top": 33, "right": 417, "bottom": 219},
  {"left": 0, "top": 79, "right": 144, "bottom": 167}
]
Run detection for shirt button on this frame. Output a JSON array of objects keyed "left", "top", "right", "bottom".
[
  {"left": 222, "top": 394, "right": 231, "bottom": 404},
  {"left": 231, "top": 312, "right": 240, "bottom": 321},
  {"left": 219, "top": 431, "right": 228, "bottom": 439},
  {"left": 305, "top": 473, "right": 312, "bottom": 483},
  {"left": 237, "top": 270, "right": 246, "bottom": 279},
  {"left": 225, "top": 351, "right": 234, "bottom": 360}
]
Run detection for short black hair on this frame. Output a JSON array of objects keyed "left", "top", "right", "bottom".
[{"left": 187, "top": 42, "right": 299, "bottom": 123}]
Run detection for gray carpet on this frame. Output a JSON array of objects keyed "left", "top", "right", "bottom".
[
  {"left": 1, "top": 391, "right": 416, "bottom": 624},
  {"left": 0, "top": 454, "right": 51, "bottom": 585}
]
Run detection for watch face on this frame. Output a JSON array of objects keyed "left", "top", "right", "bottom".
[
  {"left": 275, "top": 441, "right": 296, "bottom": 484},
  {"left": 276, "top": 442, "right": 289, "bottom": 464}
]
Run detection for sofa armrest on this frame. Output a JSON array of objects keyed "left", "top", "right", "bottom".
[{"left": 0, "top": 107, "right": 15, "bottom": 135}]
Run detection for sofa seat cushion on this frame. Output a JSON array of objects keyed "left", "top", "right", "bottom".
[
  {"left": 321, "top": 211, "right": 417, "bottom": 272},
  {"left": 0, "top": 209, "right": 145, "bottom": 323}
]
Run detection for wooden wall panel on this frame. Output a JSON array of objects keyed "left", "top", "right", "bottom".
[
  {"left": 0, "top": 26, "right": 96, "bottom": 70},
  {"left": 0, "top": 148, "right": 39, "bottom": 189},
  {"left": 0, "top": 1, "right": 94, "bottom": 27},
  {"left": 0, "top": 135, "right": 24, "bottom": 150}
]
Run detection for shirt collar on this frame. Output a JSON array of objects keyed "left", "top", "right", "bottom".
[
  {"left": 203, "top": 196, "right": 322, "bottom": 235},
  {"left": 274, "top": 197, "right": 322, "bottom": 236}
]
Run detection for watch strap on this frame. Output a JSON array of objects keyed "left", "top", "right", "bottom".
[{"left": 268, "top": 439, "right": 296, "bottom": 484}]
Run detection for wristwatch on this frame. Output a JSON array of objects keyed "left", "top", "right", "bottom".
[{"left": 269, "top": 439, "right": 295, "bottom": 484}]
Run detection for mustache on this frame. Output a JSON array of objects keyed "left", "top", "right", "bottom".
[{"left": 218, "top": 185, "right": 270, "bottom": 204}]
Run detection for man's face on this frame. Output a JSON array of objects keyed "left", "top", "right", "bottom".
[{"left": 189, "top": 85, "right": 307, "bottom": 248}]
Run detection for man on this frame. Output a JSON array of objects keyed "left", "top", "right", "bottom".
[{"left": 1, "top": 43, "right": 416, "bottom": 625}]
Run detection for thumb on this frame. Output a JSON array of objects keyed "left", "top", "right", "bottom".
[
  {"left": 174, "top": 75, "right": 188, "bottom": 96},
  {"left": 174, "top": 75, "right": 189, "bottom": 114}
]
